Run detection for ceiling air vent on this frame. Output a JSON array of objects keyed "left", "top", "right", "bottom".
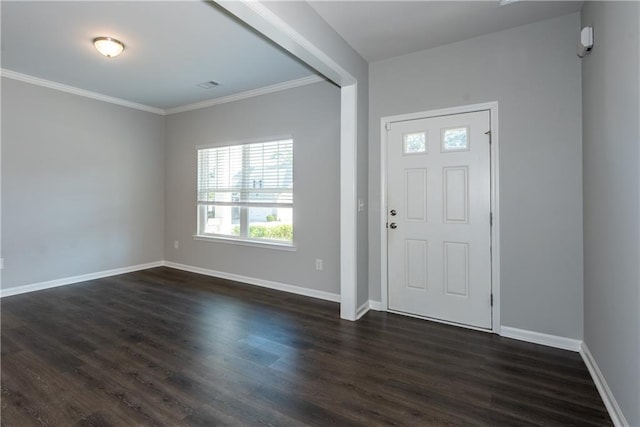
[{"left": 197, "top": 81, "right": 220, "bottom": 89}]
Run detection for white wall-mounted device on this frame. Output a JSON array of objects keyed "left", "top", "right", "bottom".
[{"left": 578, "top": 26, "right": 594, "bottom": 58}]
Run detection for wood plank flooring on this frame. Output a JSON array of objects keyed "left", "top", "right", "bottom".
[{"left": 1, "top": 267, "right": 611, "bottom": 426}]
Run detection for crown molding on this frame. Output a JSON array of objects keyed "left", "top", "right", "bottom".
[
  {"left": 2, "top": 69, "right": 325, "bottom": 116},
  {"left": 164, "top": 75, "right": 325, "bottom": 115},
  {"left": 1, "top": 69, "right": 166, "bottom": 115}
]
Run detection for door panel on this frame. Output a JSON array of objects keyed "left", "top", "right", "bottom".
[
  {"left": 387, "top": 110, "right": 491, "bottom": 329},
  {"left": 443, "top": 166, "right": 468, "bottom": 223},
  {"left": 405, "top": 239, "right": 428, "bottom": 290},
  {"left": 405, "top": 169, "right": 427, "bottom": 221}
]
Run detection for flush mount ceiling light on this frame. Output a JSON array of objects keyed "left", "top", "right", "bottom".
[
  {"left": 197, "top": 81, "right": 220, "bottom": 89},
  {"left": 93, "top": 37, "right": 125, "bottom": 58}
]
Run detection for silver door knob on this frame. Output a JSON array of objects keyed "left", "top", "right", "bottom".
[
  {"left": 390, "top": 209, "right": 397, "bottom": 216},
  {"left": 389, "top": 223, "right": 397, "bottom": 229}
]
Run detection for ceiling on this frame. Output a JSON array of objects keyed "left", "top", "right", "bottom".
[
  {"left": 1, "top": 1, "right": 584, "bottom": 111},
  {"left": 309, "top": 1, "right": 583, "bottom": 62},
  {"left": 0, "top": 1, "right": 316, "bottom": 110}
]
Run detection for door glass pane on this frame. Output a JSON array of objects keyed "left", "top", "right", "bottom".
[
  {"left": 404, "top": 132, "right": 427, "bottom": 154},
  {"left": 442, "top": 127, "right": 469, "bottom": 151}
]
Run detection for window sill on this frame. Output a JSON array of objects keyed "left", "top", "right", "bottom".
[{"left": 193, "top": 235, "right": 297, "bottom": 252}]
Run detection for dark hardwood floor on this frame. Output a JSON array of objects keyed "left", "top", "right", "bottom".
[{"left": 1, "top": 267, "right": 611, "bottom": 426}]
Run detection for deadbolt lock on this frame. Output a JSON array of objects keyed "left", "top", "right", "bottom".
[{"left": 390, "top": 209, "right": 397, "bottom": 216}]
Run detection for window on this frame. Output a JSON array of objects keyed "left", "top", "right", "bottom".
[
  {"left": 403, "top": 131, "right": 427, "bottom": 154},
  {"left": 197, "top": 138, "right": 293, "bottom": 246},
  {"left": 441, "top": 126, "right": 469, "bottom": 152}
]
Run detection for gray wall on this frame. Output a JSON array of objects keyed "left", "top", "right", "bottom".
[
  {"left": 1, "top": 77, "right": 165, "bottom": 289},
  {"left": 164, "top": 81, "right": 341, "bottom": 296},
  {"left": 581, "top": 2, "right": 640, "bottom": 425},
  {"left": 369, "top": 13, "right": 584, "bottom": 339}
]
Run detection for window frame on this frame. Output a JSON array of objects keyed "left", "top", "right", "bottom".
[{"left": 194, "top": 135, "right": 295, "bottom": 249}]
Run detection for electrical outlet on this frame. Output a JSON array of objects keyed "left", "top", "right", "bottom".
[
  {"left": 174, "top": 240, "right": 179, "bottom": 249},
  {"left": 315, "top": 259, "right": 323, "bottom": 271}
]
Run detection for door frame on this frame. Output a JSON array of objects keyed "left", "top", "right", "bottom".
[{"left": 379, "top": 102, "right": 501, "bottom": 333}]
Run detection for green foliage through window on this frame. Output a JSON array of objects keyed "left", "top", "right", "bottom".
[{"left": 232, "top": 224, "right": 293, "bottom": 241}]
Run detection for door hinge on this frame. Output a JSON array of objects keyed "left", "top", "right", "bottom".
[
  {"left": 490, "top": 294, "right": 494, "bottom": 307},
  {"left": 385, "top": 122, "right": 391, "bottom": 131},
  {"left": 490, "top": 212, "right": 493, "bottom": 226}
]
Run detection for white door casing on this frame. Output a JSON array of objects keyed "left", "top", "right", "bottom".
[{"left": 386, "top": 110, "right": 492, "bottom": 329}]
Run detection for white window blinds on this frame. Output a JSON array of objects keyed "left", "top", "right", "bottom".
[{"left": 197, "top": 138, "right": 293, "bottom": 207}]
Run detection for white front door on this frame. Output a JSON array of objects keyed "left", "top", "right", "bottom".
[{"left": 387, "top": 110, "right": 492, "bottom": 329}]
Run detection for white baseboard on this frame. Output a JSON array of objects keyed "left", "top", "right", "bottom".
[
  {"left": 356, "top": 300, "right": 384, "bottom": 319},
  {"left": 369, "top": 300, "right": 383, "bottom": 311},
  {"left": 499, "top": 326, "right": 582, "bottom": 352},
  {"left": 580, "top": 343, "right": 628, "bottom": 427},
  {"left": 356, "top": 300, "right": 370, "bottom": 319},
  {"left": 0, "top": 261, "right": 165, "bottom": 298},
  {"left": 164, "top": 261, "right": 340, "bottom": 303},
  {"left": 492, "top": 326, "right": 628, "bottom": 425}
]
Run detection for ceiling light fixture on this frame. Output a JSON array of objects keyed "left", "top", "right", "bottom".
[
  {"left": 93, "top": 37, "right": 125, "bottom": 58},
  {"left": 197, "top": 81, "right": 220, "bottom": 89}
]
